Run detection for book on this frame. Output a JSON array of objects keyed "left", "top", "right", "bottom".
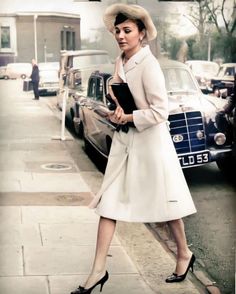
[{"left": 111, "top": 83, "right": 137, "bottom": 114}]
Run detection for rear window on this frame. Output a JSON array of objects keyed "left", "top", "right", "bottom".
[{"left": 73, "top": 54, "right": 110, "bottom": 69}]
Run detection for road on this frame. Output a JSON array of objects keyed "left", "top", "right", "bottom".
[
  {"left": 61, "top": 106, "right": 235, "bottom": 294},
  {"left": 183, "top": 164, "right": 235, "bottom": 294}
]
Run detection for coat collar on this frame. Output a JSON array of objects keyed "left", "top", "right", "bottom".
[{"left": 117, "top": 45, "right": 151, "bottom": 81}]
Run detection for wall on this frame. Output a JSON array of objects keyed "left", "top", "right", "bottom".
[
  {"left": 16, "top": 15, "right": 81, "bottom": 63},
  {"left": 0, "top": 13, "right": 81, "bottom": 65}
]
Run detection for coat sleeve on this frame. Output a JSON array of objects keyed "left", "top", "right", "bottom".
[{"left": 132, "top": 59, "right": 169, "bottom": 132}]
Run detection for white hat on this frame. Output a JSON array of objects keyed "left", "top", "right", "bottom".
[{"left": 103, "top": 3, "right": 157, "bottom": 41}]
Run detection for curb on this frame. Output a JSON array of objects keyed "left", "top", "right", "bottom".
[
  {"left": 116, "top": 222, "right": 205, "bottom": 294},
  {"left": 148, "top": 223, "right": 222, "bottom": 294}
]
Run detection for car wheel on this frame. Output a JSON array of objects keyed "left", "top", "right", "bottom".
[
  {"left": 21, "top": 74, "right": 26, "bottom": 79},
  {"left": 216, "top": 153, "right": 235, "bottom": 174},
  {"left": 82, "top": 125, "right": 90, "bottom": 152},
  {"left": 4, "top": 75, "right": 9, "bottom": 80},
  {"left": 74, "top": 119, "right": 84, "bottom": 138}
]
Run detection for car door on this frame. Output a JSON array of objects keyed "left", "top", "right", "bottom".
[
  {"left": 83, "top": 75, "right": 114, "bottom": 155},
  {"left": 90, "top": 76, "right": 115, "bottom": 154}
]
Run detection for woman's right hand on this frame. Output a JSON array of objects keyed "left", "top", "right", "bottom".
[{"left": 109, "top": 106, "right": 127, "bottom": 125}]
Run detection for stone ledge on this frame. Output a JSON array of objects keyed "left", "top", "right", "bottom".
[{"left": 0, "top": 192, "right": 93, "bottom": 206}]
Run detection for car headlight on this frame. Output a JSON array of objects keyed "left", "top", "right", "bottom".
[{"left": 214, "top": 133, "right": 226, "bottom": 145}]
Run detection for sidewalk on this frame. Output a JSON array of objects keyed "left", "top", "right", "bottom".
[{"left": 0, "top": 80, "right": 203, "bottom": 294}]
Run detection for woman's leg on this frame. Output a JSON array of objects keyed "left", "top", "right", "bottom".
[
  {"left": 83, "top": 216, "right": 116, "bottom": 289},
  {"left": 167, "top": 218, "right": 193, "bottom": 275}
]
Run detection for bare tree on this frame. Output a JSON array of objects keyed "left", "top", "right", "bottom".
[
  {"left": 185, "top": 0, "right": 235, "bottom": 36},
  {"left": 184, "top": 0, "right": 235, "bottom": 61}
]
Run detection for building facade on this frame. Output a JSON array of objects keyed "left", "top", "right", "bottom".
[{"left": 0, "top": 12, "right": 81, "bottom": 66}]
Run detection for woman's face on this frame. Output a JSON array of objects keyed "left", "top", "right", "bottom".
[{"left": 114, "top": 19, "right": 145, "bottom": 57}]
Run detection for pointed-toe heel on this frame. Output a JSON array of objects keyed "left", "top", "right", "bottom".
[
  {"left": 71, "top": 271, "right": 109, "bottom": 294},
  {"left": 165, "top": 254, "right": 195, "bottom": 283}
]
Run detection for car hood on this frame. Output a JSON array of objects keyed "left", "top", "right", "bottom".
[
  {"left": 168, "top": 93, "right": 227, "bottom": 122},
  {"left": 40, "top": 70, "right": 59, "bottom": 83}
]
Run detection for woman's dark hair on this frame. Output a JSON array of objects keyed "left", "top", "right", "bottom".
[
  {"left": 114, "top": 12, "right": 146, "bottom": 32},
  {"left": 136, "top": 19, "right": 145, "bottom": 32}
]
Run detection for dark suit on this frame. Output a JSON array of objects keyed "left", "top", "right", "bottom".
[{"left": 31, "top": 64, "right": 40, "bottom": 99}]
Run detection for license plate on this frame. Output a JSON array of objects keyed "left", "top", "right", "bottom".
[{"left": 178, "top": 151, "right": 210, "bottom": 168}]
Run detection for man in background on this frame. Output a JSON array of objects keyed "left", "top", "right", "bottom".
[{"left": 30, "top": 59, "right": 40, "bottom": 100}]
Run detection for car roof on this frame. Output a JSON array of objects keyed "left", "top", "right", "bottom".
[
  {"left": 60, "top": 49, "right": 109, "bottom": 57},
  {"left": 186, "top": 60, "right": 218, "bottom": 64},
  {"left": 220, "top": 63, "right": 236, "bottom": 67},
  {"left": 159, "top": 59, "right": 190, "bottom": 69}
]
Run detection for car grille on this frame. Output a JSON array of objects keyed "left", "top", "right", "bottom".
[{"left": 168, "top": 111, "right": 206, "bottom": 154}]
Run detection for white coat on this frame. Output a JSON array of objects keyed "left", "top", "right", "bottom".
[{"left": 90, "top": 46, "right": 197, "bottom": 222}]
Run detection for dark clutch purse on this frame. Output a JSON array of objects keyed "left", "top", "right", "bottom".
[
  {"left": 106, "top": 83, "right": 136, "bottom": 133},
  {"left": 111, "top": 83, "right": 137, "bottom": 114}
]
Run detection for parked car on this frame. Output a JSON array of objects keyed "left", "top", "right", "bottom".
[
  {"left": 76, "top": 60, "right": 233, "bottom": 172},
  {"left": 58, "top": 49, "right": 112, "bottom": 93},
  {"left": 185, "top": 60, "right": 219, "bottom": 94},
  {"left": 57, "top": 49, "right": 113, "bottom": 129},
  {"left": 0, "top": 66, "right": 6, "bottom": 79},
  {"left": 4, "top": 62, "right": 31, "bottom": 79},
  {"left": 38, "top": 62, "right": 59, "bottom": 96},
  {"left": 211, "top": 63, "right": 236, "bottom": 98}
]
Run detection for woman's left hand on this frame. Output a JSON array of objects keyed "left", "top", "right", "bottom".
[{"left": 109, "top": 106, "right": 127, "bottom": 125}]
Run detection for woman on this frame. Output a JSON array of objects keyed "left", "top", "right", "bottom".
[{"left": 71, "top": 4, "right": 196, "bottom": 294}]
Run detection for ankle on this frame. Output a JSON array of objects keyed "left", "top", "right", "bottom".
[
  {"left": 177, "top": 249, "right": 192, "bottom": 260},
  {"left": 90, "top": 269, "right": 106, "bottom": 278}
]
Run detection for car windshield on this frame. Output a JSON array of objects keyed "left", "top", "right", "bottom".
[
  {"left": 162, "top": 68, "right": 198, "bottom": 94},
  {"left": 190, "top": 62, "right": 219, "bottom": 75},
  {"left": 38, "top": 62, "right": 59, "bottom": 71},
  {"left": 73, "top": 54, "right": 110, "bottom": 69},
  {"left": 217, "top": 66, "right": 235, "bottom": 77}
]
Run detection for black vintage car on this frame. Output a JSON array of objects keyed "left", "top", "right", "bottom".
[
  {"left": 75, "top": 60, "right": 233, "bottom": 171},
  {"left": 211, "top": 63, "right": 236, "bottom": 98}
]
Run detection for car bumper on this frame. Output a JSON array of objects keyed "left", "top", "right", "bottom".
[{"left": 178, "top": 148, "right": 232, "bottom": 168}]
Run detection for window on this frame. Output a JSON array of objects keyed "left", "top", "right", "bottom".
[
  {"left": 1, "top": 26, "right": 10, "bottom": 48},
  {"left": 73, "top": 54, "right": 110, "bottom": 69},
  {"left": 61, "top": 28, "right": 75, "bottom": 50},
  {"left": 96, "top": 78, "right": 103, "bottom": 101},
  {"left": 88, "top": 78, "right": 97, "bottom": 98},
  {"left": 163, "top": 68, "right": 198, "bottom": 93}
]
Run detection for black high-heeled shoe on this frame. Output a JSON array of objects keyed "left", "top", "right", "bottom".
[
  {"left": 71, "top": 271, "right": 109, "bottom": 294},
  {"left": 165, "top": 254, "right": 195, "bottom": 283}
]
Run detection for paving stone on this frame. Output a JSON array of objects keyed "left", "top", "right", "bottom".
[
  {"left": 0, "top": 224, "right": 41, "bottom": 245},
  {"left": 22, "top": 206, "right": 99, "bottom": 224},
  {"left": 0, "top": 207, "right": 22, "bottom": 224},
  {"left": 49, "top": 274, "right": 155, "bottom": 294},
  {"left": 0, "top": 150, "right": 27, "bottom": 171},
  {"left": 0, "top": 246, "right": 23, "bottom": 276},
  {"left": 0, "top": 171, "right": 33, "bottom": 193},
  {"left": 0, "top": 276, "right": 49, "bottom": 294},
  {"left": 0, "top": 192, "right": 93, "bottom": 206},
  {"left": 20, "top": 173, "right": 90, "bottom": 192},
  {"left": 40, "top": 223, "right": 119, "bottom": 246},
  {"left": 24, "top": 246, "right": 138, "bottom": 275},
  {"left": 80, "top": 171, "right": 103, "bottom": 194},
  {"left": 0, "top": 179, "right": 21, "bottom": 192}
]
